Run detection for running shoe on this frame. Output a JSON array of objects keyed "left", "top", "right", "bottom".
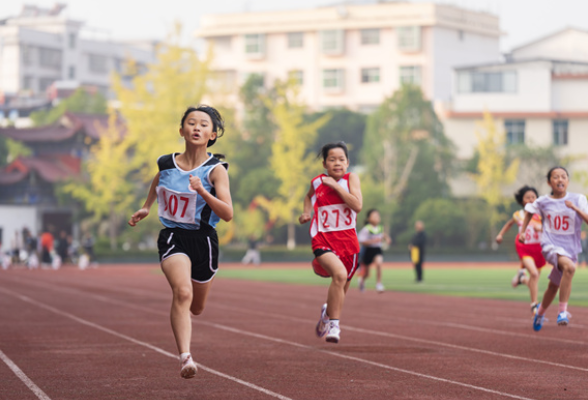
[
  {"left": 315, "top": 303, "right": 328, "bottom": 338},
  {"left": 376, "top": 282, "right": 385, "bottom": 293},
  {"left": 557, "top": 311, "right": 572, "bottom": 327},
  {"left": 180, "top": 354, "right": 197, "bottom": 379},
  {"left": 358, "top": 278, "right": 365, "bottom": 292},
  {"left": 325, "top": 321, "right": 341, "bottom": 344},
  {"left": 511, "top": 269, "right": 527, "bottom": 288},
  {"left": 533, "top": 313, "right": 545, "bottom": 331}
]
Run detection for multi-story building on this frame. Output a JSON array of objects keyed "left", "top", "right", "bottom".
[
  {"left": 195, "top": 1, "right": 502, "bottom": 112},
  {"left": 440, "top": 28, "right": 588, "bottom": 193},
  {"left": 0, "top": 4, "right": 156, "bottom": 124}
]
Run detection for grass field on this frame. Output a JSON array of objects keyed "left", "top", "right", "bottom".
[{"left": 216, "top": 264, "right": 588, "bottom": 307}]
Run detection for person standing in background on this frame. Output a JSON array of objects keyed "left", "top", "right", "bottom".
[
  {"left": 409, "top": 221, "right": 427, "bottom": 283},
  {"left": 579, "top": 231, "right": 588, "bottom": 268}
]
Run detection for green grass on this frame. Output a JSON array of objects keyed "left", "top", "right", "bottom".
[{"left": 217, "top": 266, "right": 588, "bottom": 307}]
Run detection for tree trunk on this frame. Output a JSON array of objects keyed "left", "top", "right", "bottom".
[
  {"left": 109, "top": 204, "right": 118, "bottom": 251},
  {"left": 287, "top": 221, "right": 296, "bottom": 250}
]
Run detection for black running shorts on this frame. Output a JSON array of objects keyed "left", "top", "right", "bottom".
[{"left": 157, "top": 227, "right": 219, "bottom": 283}]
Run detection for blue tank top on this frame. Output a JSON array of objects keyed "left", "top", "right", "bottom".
[{"left": 156, "top": 153, "right": 228, "bottom": 230}]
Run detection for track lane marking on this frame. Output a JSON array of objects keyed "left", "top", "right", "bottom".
[
  {"left": 0, "top": 287, "right": 292, "bottom": 400},
  {"left": 0, "top": 349, "right": 52, "bottom": 400},
  {"left": 0, "top": 279, "right": 539, "bottom": 399}
]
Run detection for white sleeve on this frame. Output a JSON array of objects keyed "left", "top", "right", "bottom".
[
  {"left": 578, "top": 195, "right": 588, "bottom": 214},
  {"left": 525, "top": 199, "right": 540, "bottom": 214},
  {"left": 357, "top": 227, "right": 369, "bottom": 243}
]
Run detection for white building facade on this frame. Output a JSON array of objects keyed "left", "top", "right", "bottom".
[
  {"left": 195, "top": 2, "right": 502, "bottom": 111},
  {"left": 0, "top": 4, "right": 155, "bottom": 101},
  {"left": 440, "top": 28, "right": 588, "bottom": 194}
]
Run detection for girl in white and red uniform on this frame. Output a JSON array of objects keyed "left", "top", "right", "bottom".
[
  {"left": 496, "top": 185, "right": 546, "bottom": 315},
  {"left": 299, "top": 142, "right": 362, "bottom": 344}
]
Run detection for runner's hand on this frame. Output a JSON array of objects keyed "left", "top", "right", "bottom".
[{"left": 129, "top": 208, "right": 148, "bottom": 226}]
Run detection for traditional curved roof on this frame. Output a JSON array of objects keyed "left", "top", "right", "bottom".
[{"left": 0, "top": 155, "right": 81, "bottom": 185}]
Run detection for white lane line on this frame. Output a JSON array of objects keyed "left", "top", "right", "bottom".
[
  {"left": 0, "top": 349, "right": 52, "bottom": 400},
  {"left": 0, "top": 288, "right": 292, "bottom": 400},
  {"left": 0, "top": 279, "right": 537, "bottom": 399},
  {"left": 6, "top": 275, "right": 588, "bottom": 373}
]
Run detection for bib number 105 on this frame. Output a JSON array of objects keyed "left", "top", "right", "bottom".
[
  {"left": 545, "top": 213, "right": 574, "bottom": 235},
  {"left": 318, "top": 204, "right": 355, "bottom": 233}
]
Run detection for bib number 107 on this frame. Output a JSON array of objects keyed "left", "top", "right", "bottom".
[
  {"left": 157, "top": 187, "right": 197, "bottom": 224},
  {"left": 318, "top": 204, "right": 354, "bottom": 233}
]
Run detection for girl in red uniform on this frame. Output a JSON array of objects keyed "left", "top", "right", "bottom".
[
  {"left": 496, "top": 185, "right": 546, "bottom": 315},
  {"left": 299, "top": 142, "right": 362, "bottom": 343}
]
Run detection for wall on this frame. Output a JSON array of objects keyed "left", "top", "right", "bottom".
[{"left": 0, "top": 205, "right": 38, "bottom": 253}]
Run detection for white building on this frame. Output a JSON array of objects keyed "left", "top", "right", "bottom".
[
  {"left": 440, "top": 28, "right": 588, "bottom": 194},
  {"left": 195, "top": 1, "right": 502, "bottom": 112},
  {"left": 0, "top": 4, "right": 156, "bottom": 102}
]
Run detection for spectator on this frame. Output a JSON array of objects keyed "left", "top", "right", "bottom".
[
  {"left": 409, "top": 220, "right": 427, "bottom": 283},
  {"left": 241, "top": 236, "right": 261, "bottom": 266}
]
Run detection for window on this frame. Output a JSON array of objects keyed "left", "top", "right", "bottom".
[
  {"left": 323, "top": 69, "right": 344, "bottom": 92},
  {"left": 360, "top": 29, "right": 380, "bottom": 45},
  {"left": 397, "top": 26, "right": 421, "bottom": 52},
  {"left": 22, "top": 76, "right": 34, "bottom": 90},
  {"left": 361, "top": 67, "right": 380, "bottom": 83},
  {"left": 287, "top": 32, "right": 304, "bottom": 48},
  {"left": 505, "top": 120, "right": 525, "bottom": 145},
  {"left": 321, "top": 30, "right": 344, "bottom": 55},
  {"left": 457, "top": 71, "right": 517, "bottom": 93},
  {"left": 399, "top": 66, "right": 421, "bottom": 86},
  {"left": 68, "top": 33, "right": 76, "bottom": 49},
  {"left": 244, "top": 34, "right": 265, "bottom": 58},
  {"left": 88, "top": 54, "right": 108, "bottom": 74},
  {"left": 68, "top": 66, "right": 75, "bottom": 79},
  {"left": 553, "top": 120, "right": 569, "bottom": 146},
  {"left": 22, "top": 45, "right": 34, "bottom": 66},
  {"left": 39, "top": 77, "right": 55, "bottom": 92},
  {"left": 39, "top": 47, "right": 62, "bottom": 69},
  {"left": 288, "top": 70, "right": 304, "bottom": 85}
]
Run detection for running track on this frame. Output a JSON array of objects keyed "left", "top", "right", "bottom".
[{"left": 0, "top": 265, "right": 587, "bottom": 400}]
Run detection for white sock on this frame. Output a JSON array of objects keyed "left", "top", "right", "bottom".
[
  {"left": 180, "top": 352, "right": 191, "bottom": 362},
  {"left": 329, "top": 319, "right": 340, "bottom": 327}
]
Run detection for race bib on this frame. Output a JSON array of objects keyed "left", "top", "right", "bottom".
[
  {"left": 544, "top": 211, "right": 576, "bottom": 235},
  {"left": 318, "top": 204, "right": 355, "bottom": 233},
  {"left": 157, "top": 187, "right": 198, "bottom": 224}
]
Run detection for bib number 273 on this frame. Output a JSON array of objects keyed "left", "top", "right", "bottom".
[{"left": 318, "top": 204, "right": 355, "bottom": 233}]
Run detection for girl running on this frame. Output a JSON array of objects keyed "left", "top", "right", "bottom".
[
  {"left": 357, "top": 209, "right": 391, "bottom": 293},
  {"left": 299, "top": 142, "right": 362, "bottom": 344},
  {"left": 496, "top": 185, "right": 546, "bottom": 315},
  {"left": 520, "top": 167, "right": 588, "bottom": 331},
  {"left": 128, "top": 106, "right": 233, "bottom": 377}
]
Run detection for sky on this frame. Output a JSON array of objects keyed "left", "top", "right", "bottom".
[{"left": 1, "top": 0, "right": 587, "bottom": 52}]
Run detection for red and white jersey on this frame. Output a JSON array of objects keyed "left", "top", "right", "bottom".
[
  {"left": 309, "top": 173, "right": 360, "bottom": 257},
  {"left": 513, "top": 209, "right": 542, "bottom": 245}
]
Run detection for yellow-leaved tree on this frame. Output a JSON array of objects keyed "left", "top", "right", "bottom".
[
  {"left": 472, "top": 111, "right": 520, "bottom": 245},
  {"left": 61, "top": 111, "right": 134, "bottom": 249},
  {"left": 112, "top": 24, "right": 214, "bottom": 180},
  {"left": 263, "top": 79, "right": 330, "bottom": 249}
]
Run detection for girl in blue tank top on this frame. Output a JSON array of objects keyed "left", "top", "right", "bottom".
[{"left": 128, "top": 106, "right": 233, "bottom": 379}]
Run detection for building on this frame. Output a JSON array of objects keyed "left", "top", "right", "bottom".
[
  {"left": 440, "top": 28, "right": 588, "bottom": 194},
  {"left": 0, "top": 4, "right": 156, "bottom": 125},
  {"left": 0, "top": 112, "right": 114, "bottom": 246},
  {"left": 195, "top": 1, "right": 501, "bottom": 112}
]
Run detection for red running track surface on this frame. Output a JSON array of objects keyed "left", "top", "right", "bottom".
[{"left": 0, "top": 265, "right": 587, "bottom": 400}]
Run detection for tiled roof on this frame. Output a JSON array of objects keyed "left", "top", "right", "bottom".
[{"left": 0, "top": 155, "right": 81, "bottom": 185}]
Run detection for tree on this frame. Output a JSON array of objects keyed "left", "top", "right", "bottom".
[
  {"left": 263, "top": 79, "right": 329, "bottom": 249},
  {"left": 507, "top": 144, "right": 564, "bottom": 189},
  {"left": 30, "top": 87, "right": 107, "bottom": 126},
  {"left": 362, "top": 84, "right": 454, "bottom": 237},
  {"left": 60, "top": 111, "right": 135, "bottom": 250},
  {"left": 0, "top": 137, "right": 32, "bottom": 167},
  {"left": 412, "top": 198, "right": 467, "bottom": 247},
  {"left": 112, "top": 24, "right": 213, "bottom": 181},
  {"left": 472, "top": 111, "right": 519, "bottom": 245}
]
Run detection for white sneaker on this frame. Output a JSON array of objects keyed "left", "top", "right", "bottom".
[
  {"left": 180, "top": 354, "right": 197, "bottom": 379},
  {"left": 358, "top": 278, "right": 365, "bottom": 292},
  {"left": 376, "top": 282, "right": 385, "bottom": 293},
  {"left": 325, "top": 321, "right": 340, "bottom": 343},
  {"left": 315, "top": 303, "right": 328, "bottom": 338},
  {"left": 511, "top": 269, "right": 526, "bottom": 288}
]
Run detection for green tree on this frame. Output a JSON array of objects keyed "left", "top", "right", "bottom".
[
  {"left": 362, "top": 84, "right": 454, "bottom": 237},
  {"left": 30, "top": 88, "right": 107, "bottom": 126},
  {"left": 507, "top": 144, "right": 564, "bottom": 189},
  {"left": 264, "top": 79, "right": 329, "bottom": 249},
  {"left": 472, "top": 111, "right": 519, "bottom": 244},
  {"left": 412, "top": 198, "right": 467, "bottom": 247},
  {"left": 0, "top": 137, "right": 32, "bottom": 167}
]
